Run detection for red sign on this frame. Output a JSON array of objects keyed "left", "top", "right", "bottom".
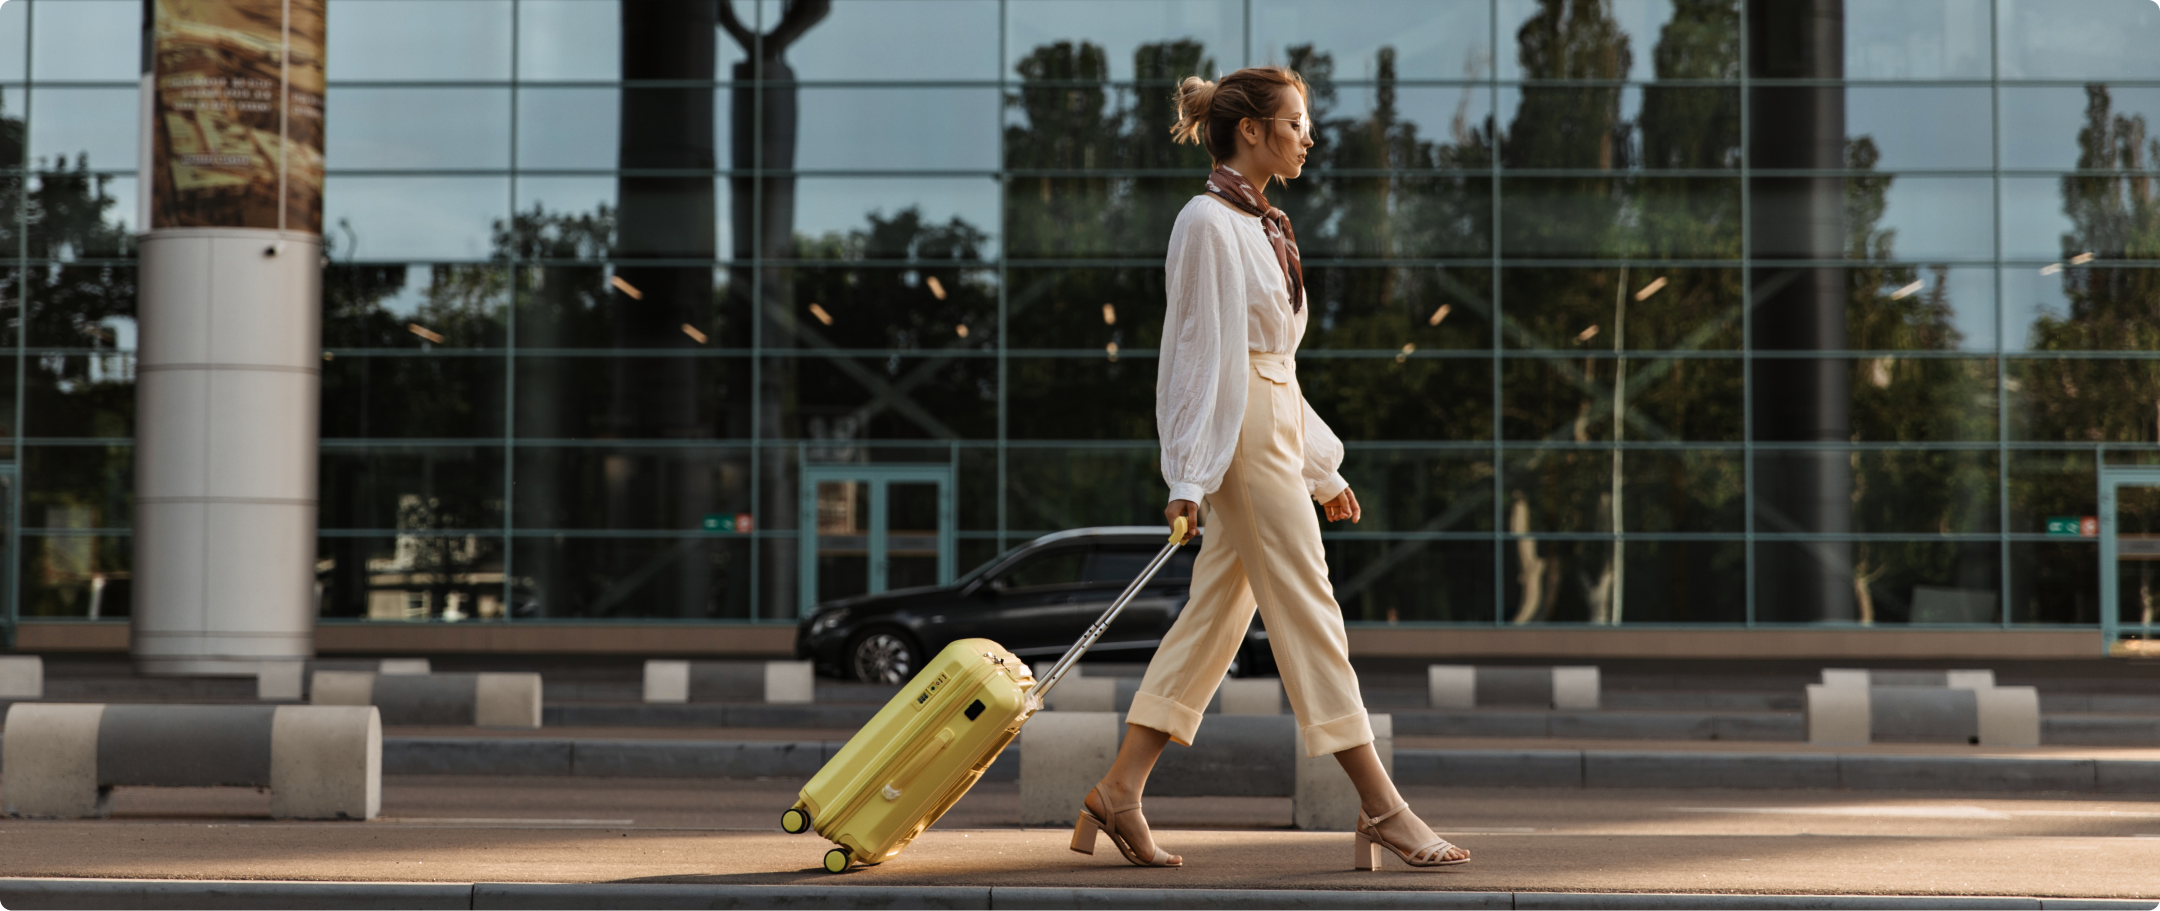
[{"left": 2081, "top": 516, "right": 2100, "bottom": 537}]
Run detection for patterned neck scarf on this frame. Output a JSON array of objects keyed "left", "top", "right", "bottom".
[{"left": 1204, "top": 166, "right": 1304, "bottom": 313}]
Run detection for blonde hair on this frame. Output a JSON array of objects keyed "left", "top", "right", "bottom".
[{"left": 1170, "top": 66, "right": 1312, "bottom": 169}]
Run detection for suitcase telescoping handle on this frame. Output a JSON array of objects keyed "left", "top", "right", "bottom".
[{"left": 1028, "top": 516, "right": 1194, "bottom": 711}]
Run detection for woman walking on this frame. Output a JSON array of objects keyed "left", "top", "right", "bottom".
[{"left": 1068, "top": 66, "right": 1471, "bottom": 870}]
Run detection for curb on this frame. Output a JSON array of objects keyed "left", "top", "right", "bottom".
[{"left": 0, "top": 880, "right": 2149, "bottom": 910}]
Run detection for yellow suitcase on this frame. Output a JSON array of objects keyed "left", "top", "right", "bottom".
[{"left": 781, "top": 519, "right": 1192, "bottom": 873}]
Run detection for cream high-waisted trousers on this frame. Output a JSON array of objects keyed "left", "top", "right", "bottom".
[{"left": 1128, "top": 351, "right": 1373, "bottom": 758}]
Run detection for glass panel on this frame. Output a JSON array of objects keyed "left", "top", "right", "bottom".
[
  {"left": 23, "top": 444, "right": 132, "bottom": 531},
  {"left": 515, "top": 88, "right": 618, "bottom": 171},
  {"left": 317, "top": 533, "right": 514, "bottom": 621},
  {"left": 795, "top": 88, "right": 998, "bottom": 171},
  {"left": 1501, "top": 356, "right": 1741, "bottom": 442},
  {"left": 324, "top": 263, "right": 507, "bottom": 348},
  {"left": 1504, "top": 447, "right": 1743, "bottom": 534},
  {"left": 1312, "top": 85, "right": 1498, "bottom": 171},
  {"left": 1847, "top": 357, "right": 1997, "bottom": 441},
  {"left": 323, "top": 176, "right": 510, "bottom": 260},
  {"left": 782, "top": 264, "right": 995, "bottom": 349},
  {"left": 320, "top": 353, "right": 507, "bottom": 438},
  {"left": 1753, "top": 539, "right": 2000, "bottom": 625},
  {"left": 1844, "top": 0, "right": 1991, "bottom": 80},
  {"left": 2008, "top": 358, "right": 2160, "bottom": 443},
  {"left": 0, "top": 0, "right": 27, "bottom": 82},
  {"left": 793, "top": 176, "right": 999, "bottom": 259},
  {"left": 1253, "top": 0, "right": 1494, "bottom": 81},
  {"left": 509, "top": 446, "right": 750, "bottom": 529},
  {"left": 1850, "top": 265, "right": 1995, "bottom": 352},
  {"left": 25, "top": 352, "right": 132, "bottom": 437},
  {"left": 781, "top": 353, "right": 996, "bottom": 439},
  {"left": 2008, "top": 540, "right": 2097, "bottom": 625},
  {"left": 788, "top": 0, "right": 1000, "bottom": 81},
  {"left": 1003, "top": 176, "right": 1191, "bottom": 259},
  {"left": 1849, "top": 449, "right": 2000, "bottom": 534},
  {"left": 2113, "top": 485, "right": 2160, "bottom": 632},
  {"left": 2007, "top": 449, "right": 2093, "bottom": 536},
  {"left": 1002, "top": 447, "right": 1160, "bottom": 530},
  {"left": 1338, "top": 448, "right": 1495, "bottom": 533},
  {"left": 20, "top": 533, "right": 130, "bottom": 619},
  {"left": 30, "top": 0, "right": 136, "bottom": 81},
  {"left": 2001, "top": 86, "right": 2160, "bottom": 172},
  {"left": 1301, "top": 357, "right": 1497, "bottom": 441},
  {"left": 513, "top": 356, "right": 750, "bottom": 440},
  {"left": 1003, "top": 267, "right": 1161, "bottom": 350},
  {"left": 1861, "top": 176, "right": 1995, "bottom": 262},
  {"left": 1304, "top": 265, "right": 1495, "bottom": 352},
  {"left": 510, "top": 534, "right": 752, "bottom": 618},
  {"left": 1496, "top": 539, "right": 1751, "bottom": 624},
  {"left": 1845, "top": 86, "right": 1992, "bottom": 171},
  {"left": 517, "top": 0, "right": 624, "bottom": 81},
  {"left": 2007, "top": 267, "right": 2160, "bottom": 353},
  {"left": 324, "top": 88, "right": 510, "bottom": 170},
  {"left": 1278, "top": 175, "right": 1495, "bottom": 259},
  {"left": 1498, "top": 177, "right": 1741, "bottom": 259},
  {"left": 1005, "top": 0, "right": 1244, "bottom": 83},
  {"left": 28, "top": 174, "right": 137, "bottom": 260},
  {"left": 510, "top": 178, "right": 640, "bottom": 260},
  {"left": 1502, "top": 267, "right": 1741, "bottom": 351},
  {"left": 888, "top": 481, "right": 942, "bottom": 590},
  {"left": 1497, "top": 0, "right": 1735, "bottom": 83},
  {"left": 29, "top": 87, "right": 136, "bottom": 170},
  {"left": 326, "top": 0, "right": 513, "bottom": 81},
  {"left": 1998, "top": 176, "right": 2078, "bottom": 262},
  {"left": 1329, "top": 540, "right": 1495, "bottom": 624},
  {"left": 26, "top": 265, "right": 136, "bottom": 346},
  {"left": 318, "top": 444, "right": 505, "bottom": 531},
  {"left": 514, "top": 264, "right": 736, "bottom": 349},
  {"left": 1998, "top": 0, "right": 2160, "bottom": 80},
  {"left": 817, "top": 479, "right": 871, "bottom": 601},
  {"left": 1498, "top": 86, "right": 1741, "bottom": 171}
]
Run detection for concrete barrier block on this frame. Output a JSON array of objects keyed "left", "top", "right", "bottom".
[
  {"left": 1551, "top": 666, "right": 1600, "bottom": 710},
  {"left": 1046, "top": 677, "right": 1116, "bottom": 712},
  {"left": 98, "top": 705, "right": 274, "bottom": 787},
  {"left": 269, "top": 705, "right": 381, "bottom": 820},
  {"left": 476, "top": 673, "right": 544, "bottom": 729},
  {"left": 642, "top": 660, "right": 690, "bottom": 703},
  {"left": 1871, "top": 686, "right": 1978, "bottom": 743},
  {"left": 1476, "top": 666, "right": 1553, "bottom": 707},
  {"left": 1819, "top": 668, "right": 1871, "bottom": 688},
  {"left": 1427, "top": 664, "right": 1475, "bottom": 709},
  {"left": 2, "top": 703, "right": 106, "bottom": 818},
  {"left": 378, "top": 659, "right": 431, "bottom": 675},
  {"left": 1976, "top": 685, "right": 2041, "bottom": 747},
  {"left": 256, "top": 660, "right": 304, "bottom": 701},
  {"left": 688, "top": 662, "right": 765, "bottom": 702},
  {"left": 1947, "top": 669, "right": 1996, "bottom": 689},
  {"left": 1806, "top": 684, "right": 1869, "bottom": 744},
  {"left": 1292, "top": 715, "right": 1389, "bottom": 831},
  {"left": 1587, "top": 751, "right": 1839, "bottom": 789},
  {"left": 764, "top": 660, "right": 815, "bottom": 704},
  {"left": 310, "top": 670, "right": 377, "bottom": 706},
  {"left": 0, "top": 655, "right": 44, "bottom": 700},
  {"left": 1217, "top": 678, "right": 1282, "bottom": 715},
  {"left": 1018, "top": 711, "right": 1117, "bottom": 826},
  {"left": 1148, "top": 714, "right": 1295, "bottom": 797}
]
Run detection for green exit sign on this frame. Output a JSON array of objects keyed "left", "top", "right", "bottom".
[
  {"left": 703, "top": 513, "right": 754, "bottom": 534},
  {"left": 2046, "top": 516, "right": 2097, "bottom": 537}
]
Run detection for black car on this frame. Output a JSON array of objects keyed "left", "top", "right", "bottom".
[{"left": 795, "top": 526, "right": 1274, "bottom": 684}]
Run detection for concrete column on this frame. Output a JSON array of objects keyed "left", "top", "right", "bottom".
[{"left": 134, "top": 0, "right": 327, "bottom": 675}]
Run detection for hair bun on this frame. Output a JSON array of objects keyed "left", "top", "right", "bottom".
[{"left": 1169, "top": 75, "right": 1216, "bottom": 146}]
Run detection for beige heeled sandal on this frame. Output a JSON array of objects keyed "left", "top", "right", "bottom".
[
  {"left": 1070, "top": 787, "right": 1182, "bottom": 867},
  {"left": 1355, "top": 802, "right": 1469, "bottom": 869}
]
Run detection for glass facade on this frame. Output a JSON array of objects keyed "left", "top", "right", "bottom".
[{"left": 5, "top": 0, "right": 2160, "bottom": 632}]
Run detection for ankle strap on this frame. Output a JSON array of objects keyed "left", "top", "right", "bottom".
[
  {"left": 1091, "top": 786, "right": 1143, "bottom": 815},
  {"left": 1365, "top": 802, "right": 1411, "bottom": 825}
]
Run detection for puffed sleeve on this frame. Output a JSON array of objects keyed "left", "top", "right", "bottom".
[
  {"left": 1301, "top": 397, "right": 1349, "bottom": 503},
  {"left": 1157, "top": 209, "right": 1250, "bottom": 506}
]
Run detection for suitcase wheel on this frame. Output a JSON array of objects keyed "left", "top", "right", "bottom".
[
  {"left": 823, "top": 847, "right": 852, "bottom": 873},
  {"left": 780, "top": 807, "right": 812, "bottom": 834}
]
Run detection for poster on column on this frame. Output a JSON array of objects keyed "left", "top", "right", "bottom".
[{"left": 150, "top": 0, "right": 325, "bottom": 233}]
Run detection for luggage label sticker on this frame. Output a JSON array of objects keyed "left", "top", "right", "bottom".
[{"left": 912, "top": 672, "right": 950, "bottom": 710}]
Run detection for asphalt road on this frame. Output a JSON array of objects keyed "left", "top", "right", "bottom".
[{"left": 1, "top": 778, "right": 2154, "bottom": 898}]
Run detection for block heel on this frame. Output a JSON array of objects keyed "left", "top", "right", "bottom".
[
  {"left": 1070, "top": 812, "right": 1100, "bottom": 855},
  {"left": 1353, "top": 829, "right": 1380, "bottom": 870}
]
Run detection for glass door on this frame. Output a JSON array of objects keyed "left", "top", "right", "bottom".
[
  {"left": 798, "top": 465, "right": 955, "bottom": 616},
  {"left": 2098, "top": 467, "right": 2160, "bottom": 652}
]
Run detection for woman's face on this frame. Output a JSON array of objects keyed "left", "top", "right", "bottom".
[{"left": 1256, "top": 90, "right": 1314, "bottom": 182}]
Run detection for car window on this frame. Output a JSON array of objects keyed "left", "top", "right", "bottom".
[
  {"left": 1001, "top": 547, "right": 1089, "bottom": 589},
  {"left": 1083, "top": 545, "right": 1196, "bottom": 584}
]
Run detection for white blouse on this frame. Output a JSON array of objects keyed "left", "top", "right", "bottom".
[{"left": 1157, "top": 194, "right": 1349, "bottom": 507}]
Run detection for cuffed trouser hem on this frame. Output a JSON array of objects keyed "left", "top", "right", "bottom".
[
  {"left": 1302, "top": 709, "right": 1374, "bottom": 757},
  {"left": 1125, "top": 691, "right": 1205, "bottom": 747}
]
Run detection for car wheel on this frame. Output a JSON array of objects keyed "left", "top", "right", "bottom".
[{"left": 849, "top": 628, "right": 921, "bottom": 685}]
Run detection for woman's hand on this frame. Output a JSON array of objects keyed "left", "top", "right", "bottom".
[
  {"left": 1323, "top": 487, "right": 1361, "bottom": 524},
  {"left": 1165, "top": 499, "right": 1202, "bottom": 542}
]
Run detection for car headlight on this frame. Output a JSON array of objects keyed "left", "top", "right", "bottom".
[{"left": 810, "top": 609, "right": 849, "bottom": 635}]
